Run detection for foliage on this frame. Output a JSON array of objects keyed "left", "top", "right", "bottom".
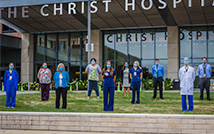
[
  {"left": 68, "top": 78, "right": 88, "bottom": 90},
  {"left": 142, "top": 78, "right": 173, "bottom": 90},
  {"left": 18, "top": 82, "right": 39, "bottom": 91},
  {"left": 142, "top": 67, "right": 153, "bottom": 79}
]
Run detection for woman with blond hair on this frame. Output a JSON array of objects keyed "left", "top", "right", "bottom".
[
  {"left": 54, "top": 63, "right": 70, "bottom": 109},
  {"left": 37, "top": 63, "right": 52, "bottom": 101},
  {"left": 102, "top": 61, "right": 116, "bottom": 111},
  {"left": 129, "top": 61, "right": 143, "bottom": 104}
]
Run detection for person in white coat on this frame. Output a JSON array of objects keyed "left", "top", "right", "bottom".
[{"left": 179, "top": 57, "right": 195, "bottom": 113}]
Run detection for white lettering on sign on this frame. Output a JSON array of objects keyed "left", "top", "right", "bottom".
[
  {"left": 141, "top": 0, "right": 153, "bottom": 10},
  {"left": 0, "top": 8, "right": 4, "bottom": 19},
  {"left": 2, "top": 0, "right": 214, "bottom": 19},
  {"left": 158, "top": 0, "right": 167, "bottom": 9},
  {"left": 22, "top": 6, "right": 29, "bottom": 18},
  {"left": 103, "top": 0, "right": 111, "bottom": 12},
  {"left": 68, "top": 3, "right": 76, "bottom": 14},
  {"left": 173, "top": 0, "right": 182, "bottom": 8},
  {"left": 40, "top": 4, "right": 49, "bottom": 17},
  {"left": 54, "top": 3, "right": 63, "bottom": 15},
  {"left": 8, "top": 7, "right": 17, "bottom": 18},
  {"left": 91, "top": 1, "right": 98, "bottom": 13},
  {"left": 125, "top": 0, "right": 135, "bottom": 11}
]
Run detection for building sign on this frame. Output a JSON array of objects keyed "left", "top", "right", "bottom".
[{"left": 1, "top": 0, "right": 214, "bottom": 19}]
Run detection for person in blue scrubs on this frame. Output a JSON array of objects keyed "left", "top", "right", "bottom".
[
  {"left": 129, "top": 61, "right": 143, "bottom": 104},
  {"left": 4, "top": 63, "right": 19, "bottom": 108},
  {"left": 152, "top": 59, "right": 164, "bottom": 99},
  {"left": 198, "top": 57, "right": 212, "bottom": 100},
  {"left": 179, "top": 57, "right": 195, "bottom": 113},
  {"left": 102, "top": 61, "right": 116, "bottom": 111}
]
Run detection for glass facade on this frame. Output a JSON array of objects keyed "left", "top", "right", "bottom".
[
  {"left": 34, "top": 32, "right": 88, "bottom": 81},
  {"left": 180, "top": 27, "right": 214, "bottom": 68},
  {"left": 103, "top": 29, "right": 168, "bottom": 79}
]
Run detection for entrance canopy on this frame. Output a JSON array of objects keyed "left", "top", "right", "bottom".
[{"left": 1, "top": 0, "right": 214, "bottom": 33}]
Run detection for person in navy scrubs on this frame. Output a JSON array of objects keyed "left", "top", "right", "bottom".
[
  {"left": 4, "top": 63, "right": 19, "bottom": 108},
  {"left": 129, "top": 61, "right": 143, "bottom": 104},
  {"left": 102, "top": 61, "right": 116, "bottom": 111}
]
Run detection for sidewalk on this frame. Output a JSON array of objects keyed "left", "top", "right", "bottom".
[
  {"left": 0, "top": 89, "right": 208, "bottom": 96},
  {"left": 0, "top": 130, "right": 132, "bottom": 134}
]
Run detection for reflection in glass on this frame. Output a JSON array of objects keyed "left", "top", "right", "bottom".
[
  {"left": 156, "top": 32, "right": 167, "bottom": 59},
  {"left": 192, "top": 31, "right": 207, "bottom": 58},
  {"left": 180, "top": 29, "right": 191, "bottom": 58},
  {"left": 47, "top": 34, "right": 57, "bottom": 61},
  {"left": 115, "top": 32, "right": 128, "bottom": 60},
  {"left": 58, "top": 33, "right": 68, "bottom": 62},
  {"left": 142, "top": 32, "right": 154, "bottom": 59},
  {"left": 35, "top": 34, "right": 45, "bottom": 61},
  {"left": 208, "top": 31, "right": 214, "bottom": 58},
  {"left": 70, "top": 33, "right": 81, "bottom": 61},
  {"left": 104, "top": 33, "right": 114, "bottom": 60},
  {"left": 129, "top": 32, "right": 141, "bottom": 59}
]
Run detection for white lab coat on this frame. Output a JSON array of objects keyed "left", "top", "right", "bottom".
[{"left": 179, "top": 66, "right": 195, "bottom": 95}]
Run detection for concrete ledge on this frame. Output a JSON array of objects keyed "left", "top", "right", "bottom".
[{"left": 1, "top": 112, "right": 214, "bottom": 134}]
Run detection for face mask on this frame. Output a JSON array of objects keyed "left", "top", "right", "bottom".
[
  {"left": 184, "top": 61, "right": 189, "bottom": 65},
  {"left": 203, "top": 61, "right": 207, "bottom": 64},
  {"left": 43, "top": 65, "right": 47, "bottom": 68},
  {"left": 125, "top": 64, "right": 128, "bottom": 68},
  {"left": 106, "top": 65, "right": 111, "bottom": 68},
  {"left": 59, "top": 67, "right": 64, "bottom": 71},
  {"left": 91, "top": 61, "right": 95, "bottom": 65},
  {"left": 9, "top": 66, "right": 14, "bottom": 70},
  {"left": 155, "top": 63, "right": 159, "bottom": 66},
  {"left": 134, "top": 64, "right": 138, "bottom": 67}
]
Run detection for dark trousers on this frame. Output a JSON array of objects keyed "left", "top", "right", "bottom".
[
  {"left": 88, "top": 80, "right": 99, "bottom": 97},
  {"left": 153, "top": 77, "right": 163, "bottom": 99},
  {"left": 40, "top": 84, "right": 50, "bottom": 101},
  {"left": 103, "top": 86, "right": 115, "bottom": 111},
  {"left": 182, "top": 95, "right": 194, "bottom": 111},
  {"left": 55, "top": 87, "right": 67, "bottom": 109},
  {"left": 131, "top": 82, "right": 141, "bottom": 104},
  {"left": 199, "top": 78, "right": 210, "bottom": 100}
]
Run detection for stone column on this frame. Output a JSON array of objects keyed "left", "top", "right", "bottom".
[
  {"left": 91, "top": 30, "right": 103, "bottom": 68},
  {"left": 167, "top": 26, "right": 179, "bottom": 80},
  {"left": 21, "top": 33, "right": 34, "bottom": 82}
]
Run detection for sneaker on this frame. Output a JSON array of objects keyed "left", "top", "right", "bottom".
[
  {"left": 97, "top": 96, "right": 100, "bottom": 99},
  {"left": 182, "top": 110, "right": 186, "bottom": 113},
  {"left": 7, "top": 106, "right": 10, "bottom": 108},
  {"left": 188, "top": 110, "right": 193, "bottom": 113},
  {"left": 87, "top": 96, "right": 90, "bottom": 99},
  {"left": 11, "top": 107, "right": 14, "bottom": 108}
]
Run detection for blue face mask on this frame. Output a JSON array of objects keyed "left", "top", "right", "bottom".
[
  {"left": 9, "top": 66, "right": 14, "bottom": 70},
  {"left": 59, "top": 67, "right": 64, "bottom": 71},
  {"left": 134, "top": 64, "right": 138, "bottom": 67},
  {"left": 91, "top": 61, "right": 95, "bottom": 65},
  {"left": 202, "top": 61, "right": 207, "bottom": 64},
  {"left": 125, "top": 64, "right": 128, "bottom": 68},
  {"left": 43, "top": 65, "right": 47, "bottom": 68},
  {"left": 155, "top": 63, "right": 159, "bottom": 66},
  {"left": 184, "top": 61, "right": 189, "bottom": 65},
  {"left": 106, "top": 65, "right": 111, "bottom": 68}
]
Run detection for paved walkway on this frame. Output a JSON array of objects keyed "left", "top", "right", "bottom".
[
  {"left": 0, "top": 130, "right": 133, "bottom": 134},
  {"left": 0, "top": 90, "right": 185, "bottom": 96}
]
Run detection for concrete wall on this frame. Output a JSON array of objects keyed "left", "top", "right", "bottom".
[
  {"left": 21, "top": 33, "right": 34, "bottom": 82},
  {"left": 91, "top": 30, "right": 103, "bottom": 68},
  {"left": 167, "top": 26, "right": 179, "bottom": 80},
  {"left": 1, "top": 112, "right": 214, "bottom": 134}
]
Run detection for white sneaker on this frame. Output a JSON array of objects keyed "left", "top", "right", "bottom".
[
  {"left": 87, "top": 96, "right": 90, "bottom": 99},
  {"left": 97, "top": 96, "right": 100, "bottom": 99},
  {"left": 11, "top": 107, "right": 14, "bottom": 108}
]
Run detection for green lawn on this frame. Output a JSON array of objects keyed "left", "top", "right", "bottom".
[{"left": 0, "top": 91, "right": 214, "bottom": 114}]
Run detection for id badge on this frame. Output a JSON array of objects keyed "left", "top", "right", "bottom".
[
  {"left": 204, "top": 74, "right": 206, "bottom": 78},
  {"left": 60, "top": 75, "right": 63, "bottom": 80},
  {"left": 105, "top": 73, "right": 109, "bottom": 76},
  {"left": 134, "top": 72, "right": 137, "bottom": 76},
  {"left": 9, "top": 76, "right": 12, "bottom": 80},
  {"left": 155, "top": 75, "right": 157, "bottom": 78}
]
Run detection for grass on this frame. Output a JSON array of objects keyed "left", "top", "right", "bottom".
[{"left": 0, "top": 91, "right": 214, "bottom": 114}]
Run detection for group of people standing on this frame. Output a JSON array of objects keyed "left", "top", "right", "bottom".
[{"left": 3, "top": 57, "right": 212, "bottom": 113}]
